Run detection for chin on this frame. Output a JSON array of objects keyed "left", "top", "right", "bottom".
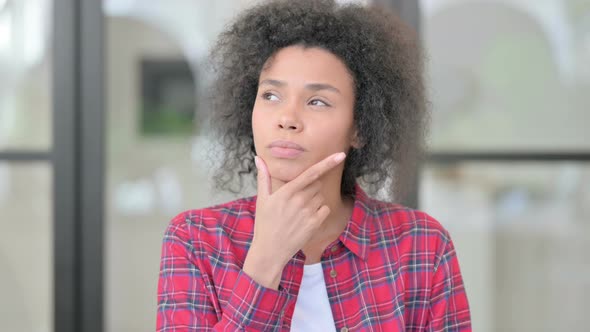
[{"left": 267, "top": 159, "right": 307, "bottom": 182}]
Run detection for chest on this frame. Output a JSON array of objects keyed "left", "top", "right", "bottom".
[
  {"left": 281, "top": 253, "right": 413, "bottom": 331},
  {"left": 208, "top": 234, "right": 431, "bottom": 331}
]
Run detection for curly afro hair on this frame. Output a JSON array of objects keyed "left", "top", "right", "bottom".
[{"left": 207, "top": 0, "right": 428, "bottom": 202}]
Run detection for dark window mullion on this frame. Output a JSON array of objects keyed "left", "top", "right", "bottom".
[
  {"left": 0, "top": 151, "right": 51, "bottom": 162},
  {"left": 53, "top": 0, "right": 105, "bottom": 331},
  {"left": 384, "top": 0, "right": 422, "bottom": 208},
  {"left": 79, "top": 0, "right": 105, "bottom": 331},
  {"left": 428, "top": 152, "right": 590, "bottom": 163},
  {"left": 53, "top": 0, "right": 80, "bottom": 331}
]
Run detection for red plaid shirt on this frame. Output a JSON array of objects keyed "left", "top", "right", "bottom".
[{"left": 157, "top": 184, "right": 471, "bottom": 331}]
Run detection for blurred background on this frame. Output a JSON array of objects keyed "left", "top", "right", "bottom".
[{"left": 0, "top": 0, "right": 589, "bottom": 331}]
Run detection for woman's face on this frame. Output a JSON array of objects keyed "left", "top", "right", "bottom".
[{"left": 252, "top": 45, "right": 358, "bottom": 183}]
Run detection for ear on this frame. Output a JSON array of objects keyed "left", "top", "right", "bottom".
[{"left": 350, "top": 128, "right": 364, "bottom": 149}]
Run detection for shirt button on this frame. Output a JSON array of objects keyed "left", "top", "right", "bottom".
[
  {"left": 330, "top": 269, "right": 337, "bottom": 278},
  {"left": 331, "top": 245, "right": 338, "bottom": 253},
  {"left": 341, "top": 328, "right": 349, "bottom": 332}
]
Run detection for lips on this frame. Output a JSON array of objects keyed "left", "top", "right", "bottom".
[
  {"left": 268, "top": 140, "right": 305, "bottom": 159},
  {"left": 268, "top": 140, "right": 305, "bottom": 150}
]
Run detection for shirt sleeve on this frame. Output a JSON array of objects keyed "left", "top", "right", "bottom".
[
  {"left": 156, "top": 213, "right": 294, "bottom": 331},
  {"left": 426, "top": 234, "right": 472, "bottom": 332}
]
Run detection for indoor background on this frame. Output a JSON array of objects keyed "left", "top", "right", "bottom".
[{"left": 0, "top": 0, "right": 589, "bottom": 331}]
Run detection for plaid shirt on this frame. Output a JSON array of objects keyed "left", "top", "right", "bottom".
[{"left": 157, "top": 184, "right": 471, "bottom": 331}]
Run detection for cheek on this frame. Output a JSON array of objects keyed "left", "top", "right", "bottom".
[
  {"left": 312, "top": 117, "right": 355, "bottom": 149},
  {"left": 251, "top": 107, "right": 270, "bottom": 155},
  {"left": 251, "top": 108, "right": 263, "bottom": 139}
]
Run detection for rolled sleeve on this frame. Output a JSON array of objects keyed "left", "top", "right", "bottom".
[{"left": 222, "top": 270, "right": 294, "bottom": 331}]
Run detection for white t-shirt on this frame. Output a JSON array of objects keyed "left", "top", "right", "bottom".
[{"left": 290, "top": 263, "right": 337, "bottom": 332}]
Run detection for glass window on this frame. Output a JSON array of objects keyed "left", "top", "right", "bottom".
[
  {"left": 103, "top": 1, "right": 260, "bottom": 330},
  {"left": 0, "top": 162, "right": 53, "bottom": 332},
  {"left": 421, "top": 162, "right": 590, "bottom": 331},
  {"left": 421, "top": 0, "right": 590, "bottom": 152},
  {"left": 0, "top": 0, "right": 52, "bottom": 151}
]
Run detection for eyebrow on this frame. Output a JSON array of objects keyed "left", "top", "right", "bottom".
[{"left": 259, "top": 79, "right": 341, "bottom": 94}]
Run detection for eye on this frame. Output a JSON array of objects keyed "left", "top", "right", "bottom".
[
  {"left": 262, "top": 92, "right": 279, "bottom": 101},
  {"left": 309, "top": 99, "right": 330, "bottom": 107}
]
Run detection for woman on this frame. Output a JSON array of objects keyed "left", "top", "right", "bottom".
[{"left": 157, "top": 0, "right": 471, "bottom": 331}]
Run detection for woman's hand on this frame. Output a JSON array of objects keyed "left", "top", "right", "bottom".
[{"left": 242, "top": 152, "right": 346, "bottom": 290}]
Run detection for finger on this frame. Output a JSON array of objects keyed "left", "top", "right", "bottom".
[
  {"left": 294, "top": 180, "right": 322, "bottom": 203},
  {"left": 254, "top": 156, "right": 272, "bottom": 199},
  {"left": 289, "top": 182, "right": 322, "bottom": 211},
  {"left": 309, "top": 205, "right": 331, "bottom": 228},
  {"left": 308, "top": 193, "right": 325, "bottom": 212},
  {"left": 284, "top": 152, "right": 346, "bottom": 193}
]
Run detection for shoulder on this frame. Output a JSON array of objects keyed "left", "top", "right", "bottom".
[
  {"left": 373, "top": 199, "right": 450, "bottom": 239},
  {"left": 368, "top": 198, "right": 452, "bottom": 255},
  {"left": 164, "top": 196, "right": 257, "bottom": 248}
]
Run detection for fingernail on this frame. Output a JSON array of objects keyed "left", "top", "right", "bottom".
[{"left": 334, "top": 152, "right": 346, "bottom": 162}]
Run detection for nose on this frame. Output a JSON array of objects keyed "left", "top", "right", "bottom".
[{"left": 277, "top": 107, "right": 303, "bottom": 132}]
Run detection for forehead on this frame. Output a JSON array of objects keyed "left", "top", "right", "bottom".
[{"left": 259, "top": 45, "right": 354, "bottom": 87}]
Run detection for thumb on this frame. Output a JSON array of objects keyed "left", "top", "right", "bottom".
[{"left": 254, "top": 156, "right": 272, "bottom": 199}]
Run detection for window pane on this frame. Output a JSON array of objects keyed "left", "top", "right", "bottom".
[
  {"left": 420, "top": 162, "right": 590, "bottom": 331},
  {"left": 0, "top": 162, "right": 53, "bottom": 332},
  {"left": 0, "top": 0, "right": 52, "bottom": 151},
  {"left": 421, "top": 0, "right": 590, "bottom": 151}
]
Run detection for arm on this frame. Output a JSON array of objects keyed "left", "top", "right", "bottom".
[
  {"left": 156, "top": 215, "right": 293, "bottom": 331},
  {"left": 157, "top": 153, "right": 345, "bottom": 330},
  {"left": 426, "top": 236, "right": 472, "bottom": 332}
]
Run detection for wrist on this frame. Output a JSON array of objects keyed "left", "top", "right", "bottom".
[{"left": 243, "top": 247, "right": 286, "bottom": 290}]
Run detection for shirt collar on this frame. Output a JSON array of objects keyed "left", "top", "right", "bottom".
[{"left": 338, "top": 183, "right": 373, "bottom": 261}]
